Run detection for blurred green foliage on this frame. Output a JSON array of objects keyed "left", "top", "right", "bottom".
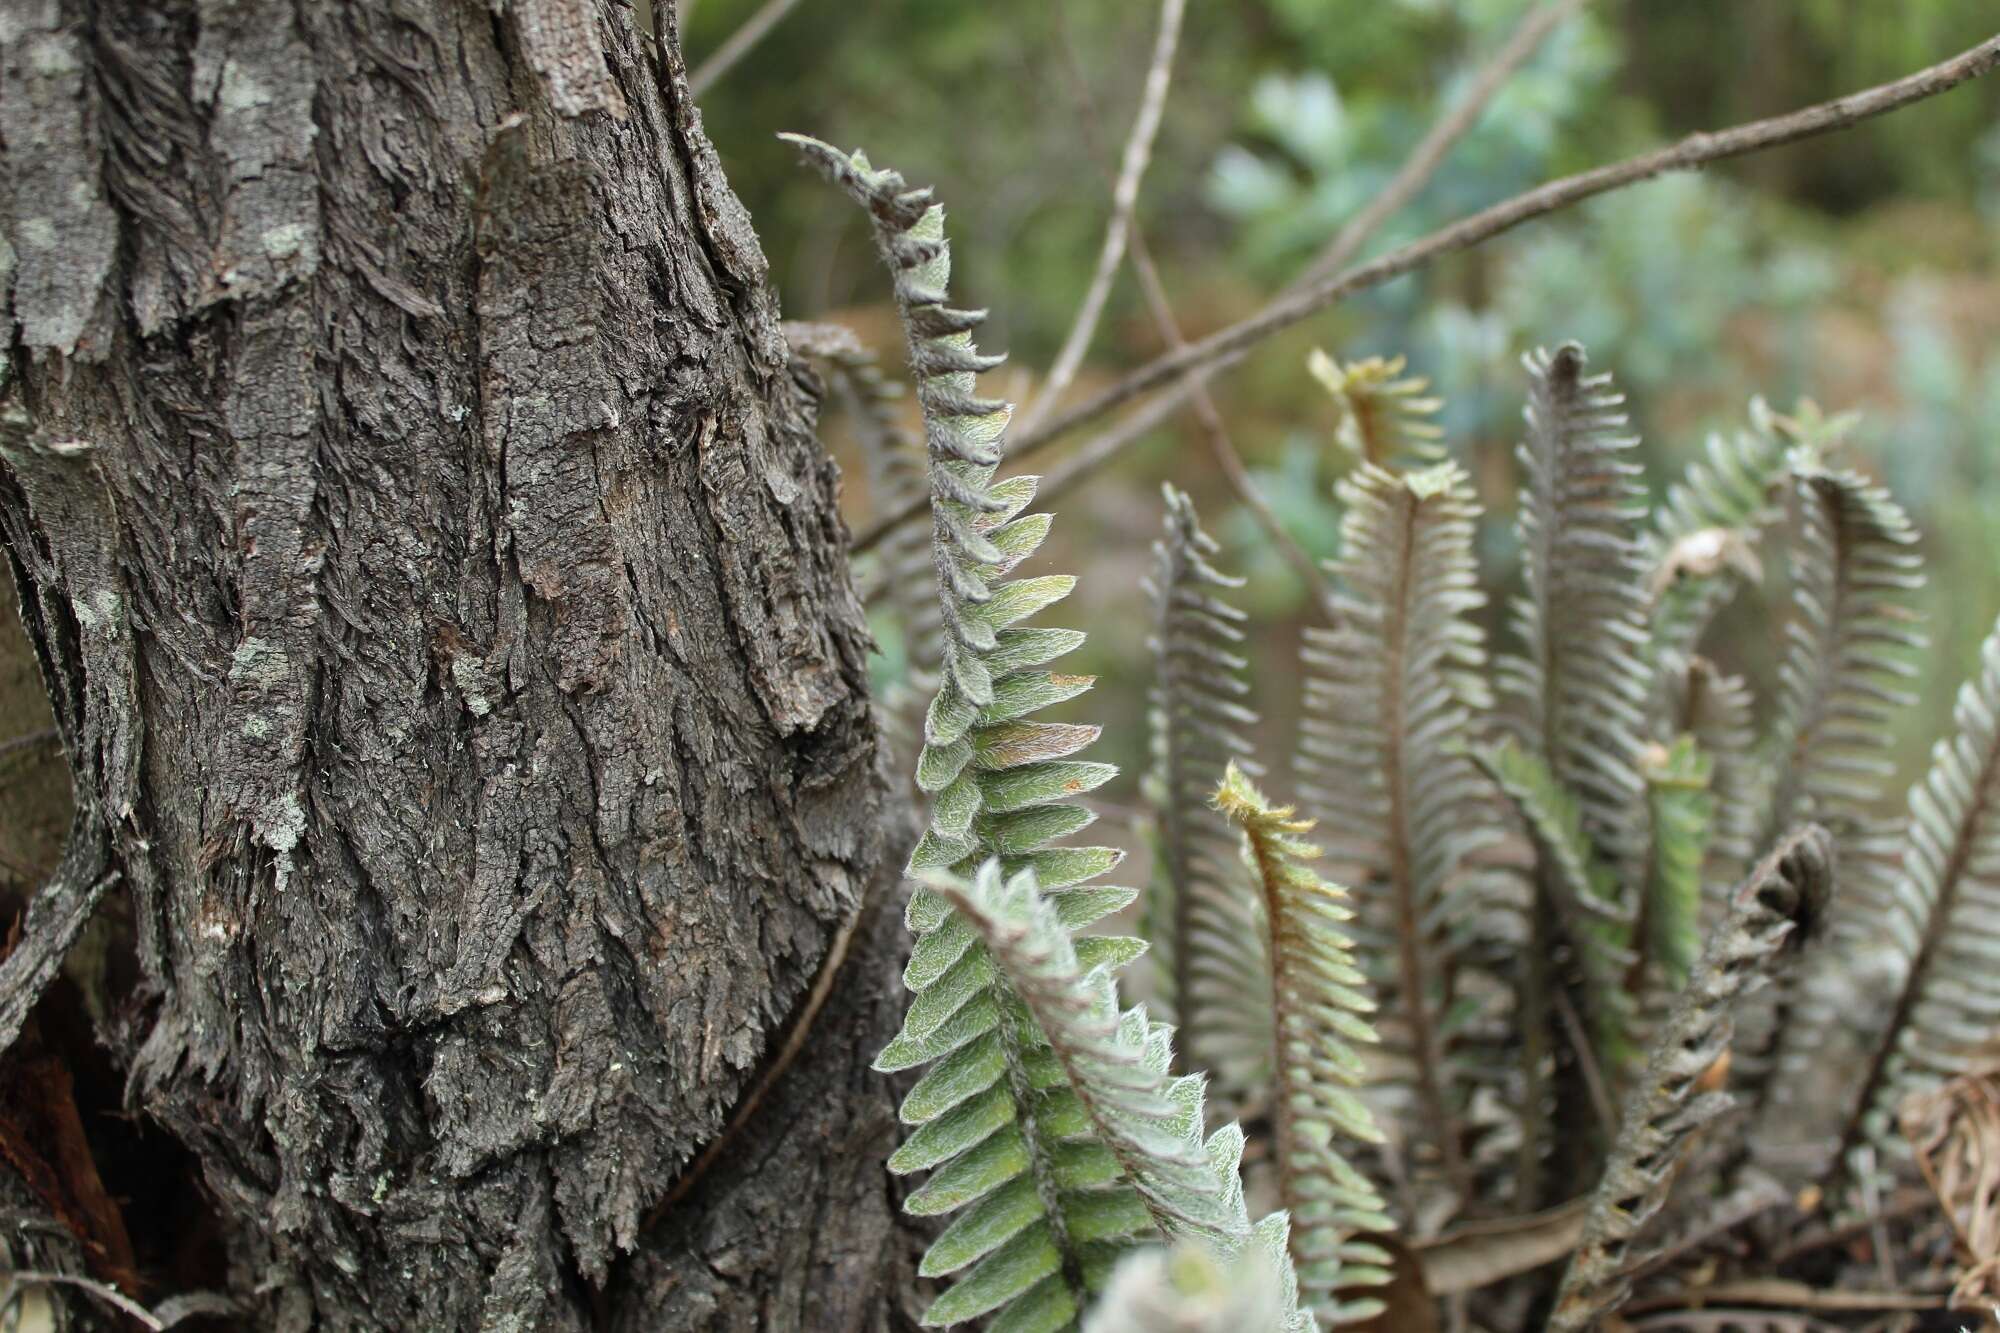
[{"left": 682, "top": 0, "right": 1999, "bottom": 815}]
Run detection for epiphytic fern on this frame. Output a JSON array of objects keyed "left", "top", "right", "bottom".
[
  {"left": 1306, "top": 349, "right": 1446, "bottom": 469},
  {"left": 790, "top": 136, "right": 1157, "bottom": 1324},
  {"left": 1212, "top": 763, "right": 1393, "bottom": 1326},
  {"left": 1297, "top": 459, "right": 1504, "bottom": 1209},
  {"left": 1548, "top": 825, "right": 1837, "bottom": 1333},
  {"left": 1143, "top": 484, "right": 1265, "bottom": 1092}
]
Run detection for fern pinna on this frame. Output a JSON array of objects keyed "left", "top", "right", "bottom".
[
  {"left": 1143, "top": 484, "right": 1263, "bottom": 1090},
  {"left": 1213, "top": 763, "right": 1393, "bottom": 1327},
  {"left": 1297, "top": 459, "right": 1503, "bottom": 1210},
  {"left": 788, "top": 136, "right": 1296, "bottom": 1329}
]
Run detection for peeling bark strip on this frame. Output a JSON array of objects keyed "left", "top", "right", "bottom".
[{"left": 1, "top": 2, "right": 906, "bottom": 1328}]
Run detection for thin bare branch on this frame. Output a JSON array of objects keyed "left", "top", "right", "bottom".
[
  {"left": 687, "top": 0, "right": 803, "bottom": 98},
  {"left": 1019, "top": 0, "right": 1186, "bottom": 436},
  {"left": 848, "top": 30, "right": 2000, "bottom": 554},
  {"left": 1297, "top": 0, "right": 1586, "bottom": 288}
]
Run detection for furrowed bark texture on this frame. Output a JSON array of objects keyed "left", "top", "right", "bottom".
[{"left": 0, "top": 2, "right": 910, "bottom": 1327}]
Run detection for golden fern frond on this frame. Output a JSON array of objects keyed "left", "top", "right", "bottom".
[
  {"left": 1306, "top": 349, "right": 1446, "bottom": 469},
  {"left": 1144, "top": 484, "right": 1265, "bottom": 1090},
  {"left": 1213, "top": 763, "right": 1394, "bottom": 1327},
  {"left": 1548, "top": 825, "right": 1837, "bottom": 1333},
  {"left": 1298, "top": 459, "right": 1506, "bottom": 1207}
]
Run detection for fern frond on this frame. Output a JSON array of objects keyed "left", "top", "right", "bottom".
[
  {"left": 1497, "top": 343, "right": 1652, "bottom": 888},
  {"left": 1548, "top": 824, "right": 1837, "bottom": 1333},
  {"left": 1298, "top": 459, "right": 1503, "bottom": 1206},
  {"left": 1212, "top": 763, "right": 1394, "bottom": 1326},
  {"left": 1645, "top": 401, "right": 1791, "bottom": 664},
  {"left": 1084, "top": 1227, "right": 1316, "bottom": 1333},
  {"left": 1473, "top": 737, "right": 1638, "bottom": 1073},
  {"left": 1637, "top": 736, "right": 1713, "bottom": 993},
  {"left": 1306, "top": 349, "right": 1446, "bottom": 468},
  {"left": 1144, "top": 484, "right": 1264, "bottom": 1089},
  {"left": 1826, "top": 616, "right": 2000, "bottom": 1172},
  {"left": 1757, "top": 447, "right": 1925, "bottom": 852},
  {"left": 790, "top": 136, "right": 1140, "bottom": 1325}
]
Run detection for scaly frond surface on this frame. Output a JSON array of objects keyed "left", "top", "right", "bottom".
[
  {"left": 1548, "top": 825, "right": 1837, "bottom": 1333},
  {"left": 1144, "top": 484, "right": 1264, "bottom": 1090},
  {"left": 1639, "top": 736, "right": 1714, "bottom": 994},
  {"left": 1658, "top": 654, "right": 1760, "bottom": 907},
  {"left": 1297, "top": 460, "right": 1503, "bottom": 1207},
  {"left": 1306, "top": 349, "right": 1446, "bottom": 469},
  {"left": 791, "top": 136, "right": 1141, "bottom": 1326},
  {"left": 1213, "top": 763, "right": 1393, "bottom": 1326}
]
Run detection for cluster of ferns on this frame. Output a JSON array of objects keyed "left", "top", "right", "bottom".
[{"left": 789, "top": 138, "right": 1999, "bottom": 1332}]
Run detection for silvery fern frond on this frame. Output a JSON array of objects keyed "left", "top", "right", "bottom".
[
  {"left": 1548, "top": 825, "right": 1837, "bottom": 1333},
  {"left": 1084, "top": 1227, "right": 1315, "bottom": 1333},
  {"left": 1297, "top": 460, "right": 1503, "bottom": 1207},
  {"left": 1786, "top": 617, "right": 2000, "bottom": 1182},
  {"left": 1143, "top": 484, "right": 1265, "bottom": 1090},
  {"left": 1212, "top": 763, "right": 1394, "bottom": 1327},
  {"left": 789, "top": 137, "right": 1144, "bottom": 1325},
  {"left": 1497, "top": 343, "right": 1652, "bottom": 891},
  {"left": 1306, "top": 349, "right": 1447, "bottom": 468},
  {"left": 1756, "top": 447, "right": 1924, "bottom": 854}
]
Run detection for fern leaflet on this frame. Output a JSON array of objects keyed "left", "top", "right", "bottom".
[{"left": 1306, "top": 349, "right": 1447, "bottom": 469}]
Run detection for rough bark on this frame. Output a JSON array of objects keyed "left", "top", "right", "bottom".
[{"left": 0, "top": 2, "right": 911, "bottom": 1327}]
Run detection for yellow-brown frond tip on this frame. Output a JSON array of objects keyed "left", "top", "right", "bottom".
[
  {"left": 1210, "top": 761, "right": 1313, "bottom": 835},
  {"left": 1306, "top": 347, "right": 1446, "bottom": 465}
]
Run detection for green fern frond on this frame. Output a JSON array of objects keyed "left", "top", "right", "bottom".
[
  {"left": 1472, "top": 737, "right": 1638, "bottom": 1074},
  {"left": 1297, "top": 459, "right": 1503, "bottom": 1206},
  {"left": 1645, "top": 400, "right": 1791, "bottom": 664},
  {"left": 1144, "top": 484, "right": 1265, "bottom": 1089},
  {"left": 1212, "top": 763, "right": 1394, "bottom": 1327},
  {"left": 1306, "top": 349, "right": 1446, "bottom": 468},
  {"left": 1825, "top": 616, "right": 2000, "bottom": 1174},
  {"left": 1638, "top": 736, "right": 1714, "bottom": 992},
  {"left": 1497, "top": 343, "right": 1652, "bottom": 889},
  {"left": 790, "top": 136, "right": 1141, "bottom": 1326},
  {"left": 1548, "top": 824, "right": 1837, "bottom": 1333}
]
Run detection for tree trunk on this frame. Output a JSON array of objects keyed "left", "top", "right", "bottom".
[{"left": 0, "top": 2, "right": 914, "bottom": 1327}]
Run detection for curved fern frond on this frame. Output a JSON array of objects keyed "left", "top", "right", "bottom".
[
  {"left": 1639, "top": 736, "right": 1714, "bottom": 994},
  {"left": 790, "top": 136, "right": 1139, "bottom": 1326},
  {"left": 1298, "top": 459, "right": 1503, "bottom": 1207},
  {"left": 1144, "top": 484, "right": 1264, "bottom": 1089},
  {"left": 1306, "top": 349, "right": 1446, "bottom": 469},
  {"left": 1548, "top": 824, "right": 1837, "bottom": 1333},
  {"left": 1757, "top": 448, "right": 1925, "bottom": 853},
  {"left": 1497, "top": 343, "right": 1652, "bottom": 887},
  {"left": 1212, "top": 763, "right": 1394, "bottom": 1326},
  {"left": 1472, "top": 737, "right": 1638, "bottom": 1074},
  {"left": 1645, "top": 401, "right": 1791, "bottom": 665},
  {"left": 1826, "top": 616, "right": 2000, "bottom": 1173}
]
